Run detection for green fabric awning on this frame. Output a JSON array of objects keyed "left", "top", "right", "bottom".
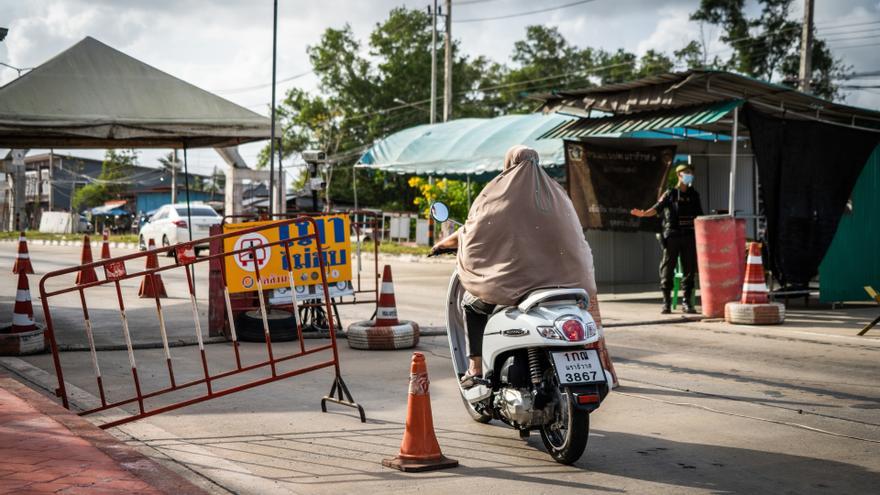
[
  {"left": 357, "top": 113, "right": 573, "bottom": 176},
  {"left": 539, "top": 99, "right": 744, "bottom": 139}
]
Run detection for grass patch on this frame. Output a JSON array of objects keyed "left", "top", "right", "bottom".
[
  {"left": 1, "top": 231, "right": 140, "bottom": 244},
  {"left": 377, "top": 242, "right": 432, "bottom": 256}
]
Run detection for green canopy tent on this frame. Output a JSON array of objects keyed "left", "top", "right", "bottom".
[{"left": 354, "top": 113, "right": 573, "bottom": 208}]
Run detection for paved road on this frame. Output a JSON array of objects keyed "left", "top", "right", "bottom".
[{"left": 2, "top": 243, "right": 879, "bottom": 494}]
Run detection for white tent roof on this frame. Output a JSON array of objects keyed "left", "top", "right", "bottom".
[{"left": 0, "top": 37, "right": 273, "bottom": 148}]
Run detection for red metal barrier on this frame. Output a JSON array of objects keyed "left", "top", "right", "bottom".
[{"left": 39, "top": 217, "right": 365, "bottom": 429}]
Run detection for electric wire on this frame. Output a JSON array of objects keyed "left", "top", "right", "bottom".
[{"left": 455, "top": 0, "right": 599, "bottom": 23}]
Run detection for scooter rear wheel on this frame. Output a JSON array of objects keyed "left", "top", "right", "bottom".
[{"left": 540, "top": 388, "right": 589, "bottom": 464}]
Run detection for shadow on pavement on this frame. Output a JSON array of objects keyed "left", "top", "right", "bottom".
[{"left": 132, "top": 425, "right": 877, "bottom": 494}]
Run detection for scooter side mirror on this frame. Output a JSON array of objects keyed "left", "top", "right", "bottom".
[{"left": 430, "top": 202, "right": 450, "bottom": 223}]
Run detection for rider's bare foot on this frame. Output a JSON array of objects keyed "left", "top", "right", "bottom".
[{"left": 467, "top": 357, "right": 482, "bottom": 377}]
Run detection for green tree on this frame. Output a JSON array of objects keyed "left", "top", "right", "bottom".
[
  {"left": 72, "top": 149, "right": 138, "bottom": 211},
  {"left": 487, "top": 26, "right": 594, "bottom": 113},
  {"left": 264, "top": 7, "right": 490, "bottom": 211},
  {"left": 690, "top": 0, "right": 850, "bottom": 99}
]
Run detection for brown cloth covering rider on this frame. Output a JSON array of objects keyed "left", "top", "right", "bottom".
[{"left": 457, "top": 145, "right": 597, "bottom": 306}]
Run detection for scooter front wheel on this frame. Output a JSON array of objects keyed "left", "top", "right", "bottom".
[
  {"left": 459, "top": 393, "right": 492, "bottom": 423},
  {"left": 540, "top": 388, "right": 589, "bottom": 464}
]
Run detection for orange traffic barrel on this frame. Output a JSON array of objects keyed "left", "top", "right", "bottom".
[{"left": 695, "top": 215, "right": 746, "bottom": 318}]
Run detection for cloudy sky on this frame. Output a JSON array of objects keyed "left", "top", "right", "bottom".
[{"left": 1, "top": 0, "right": 879, "bottom": 174}]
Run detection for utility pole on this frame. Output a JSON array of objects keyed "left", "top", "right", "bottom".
[
  {"left": 429, "top": 0, "right": 438, "bottom": 124},
  {"left": 48, "top": 150, "right": 54, "bottom": 211},
  {"left": 11, "top": 149, "right": 27, "bottom": 231},
  {"left": 268, "top": 0, "right": 279, "bottom": 215},
  {"left": 798, "top": 0, "right": 815, "bottom": 93},
  {"left": 443, "top": 0, "right": 452, "bottom": 122}
]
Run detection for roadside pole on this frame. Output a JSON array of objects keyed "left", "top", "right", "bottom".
[
  {"left": 728, "top": 106, "right": 739, "bottom": 216},
  {"left": 430, "top": 0, "right": 438, "bottom": 125},
  {"left": 443, "top": 0, "right": 452, "bottom": 122},
  {"left": 798, "top": 0, "right": 815, "bottom": 93}
]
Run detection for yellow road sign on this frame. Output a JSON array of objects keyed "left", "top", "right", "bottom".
[{"left": 223, "top": 215, "right": 352, "bottom": 294}]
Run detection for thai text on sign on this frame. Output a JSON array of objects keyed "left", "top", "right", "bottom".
[{"left": 222, "top": 215, "right": 352, "bottom": 294}]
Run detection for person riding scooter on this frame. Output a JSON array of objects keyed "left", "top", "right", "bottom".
[{"left": 431, "top": 145, "right": 597, "bottom": 388}]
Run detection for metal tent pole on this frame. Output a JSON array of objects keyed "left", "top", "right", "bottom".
[
  {"left": 352, "top": 165, "right": 359, "bottom": 211},
  {"left": 268, "top": 0, "right": 278, "bottom": 215},
  {"left": 728, "top": 106, "right": 739, "bottom": 216},
  {"left": 183, "top": 145, "right": 195, "bottom": 297}
]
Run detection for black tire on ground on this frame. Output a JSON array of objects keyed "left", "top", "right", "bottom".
[
  {"left": 540, "top": 390, "right": 589, "bottom": 465},
  {"left": 162, "top": 235, "right": 175, "bottom": 257},
  {"left": 236, "top": 309, "right": 299, "bottom": 342},
  {"left": 725, "top": 302, "right": 785, "bottom": 324}
]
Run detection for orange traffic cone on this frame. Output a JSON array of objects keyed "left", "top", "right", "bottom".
[
  {"left": 741, "top": 242, "right": 769, "bottom": 304},
  {"left": 588, "top": 295, "right": 619, "bottom": 388},
  {"left": 382, "top": 353, "right": 458, "bottom": 472},
  {"left": 12, "top": 231, "right": 34, "bottom": 274},
  {"left": 139, "top": 238, "right": 167, "bottom": 298},
  {"left": 75, "top": 235, "right": 99, "bottom": 285},
  {"left": 375, "top": 265, "right": 400, "bottom": 326},
  {"left": 11, "top": 272, "right": 36, "bottom": 333},
  {"left": 100, "top": 229, "right": 111, "bottom": 259}
]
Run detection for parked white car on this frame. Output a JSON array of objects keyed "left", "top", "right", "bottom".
[{"left": 139, "top": 203, "right": 221, "bottom": 254}]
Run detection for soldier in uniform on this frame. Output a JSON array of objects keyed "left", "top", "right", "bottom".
[{"left": 630, "top": 164, "right": 704, "bottom": 314}]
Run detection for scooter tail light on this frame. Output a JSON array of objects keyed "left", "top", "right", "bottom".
[{"left": 558, "top": 318, "right": 585, "bottom": 341}]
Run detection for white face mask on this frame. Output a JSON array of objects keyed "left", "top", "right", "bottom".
[{"left": 681, "top": 173, "right": 694, "bottom": 186}]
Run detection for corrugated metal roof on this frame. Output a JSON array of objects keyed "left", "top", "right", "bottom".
[
  {"left": 540, "top": 100, "right": 743, "bottom": 139},
  {"left": 537, "top": 70, "right": 880, "bottom": 133}
]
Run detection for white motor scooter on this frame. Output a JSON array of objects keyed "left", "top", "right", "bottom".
[{"left": 429, "top": 202, "right": 612, "bottom": 464}]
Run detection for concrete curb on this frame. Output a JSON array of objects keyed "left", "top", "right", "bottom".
[{"left": 0, "top": 238, "right": 139, "bottom": 250}]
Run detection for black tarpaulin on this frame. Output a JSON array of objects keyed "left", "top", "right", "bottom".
[
  {"left": 744, "top": 104, "right": 880, "bottom": 286},
  {"left": 565, "top": 141, "right": 674, "bottom": 232}
]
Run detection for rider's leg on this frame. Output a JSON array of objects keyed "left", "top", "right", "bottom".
[
  {"left": 462, "top": 291, "right": 496, "bottom": 377},
  {"left": 464, "top": 308, "right": 488, "bottom": 375}
]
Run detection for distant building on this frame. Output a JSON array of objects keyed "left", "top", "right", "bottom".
[{"left": 9, "top": 152, "right": 217, "bottom": 230}]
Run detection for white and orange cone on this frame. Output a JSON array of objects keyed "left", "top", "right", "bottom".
[
  {"left": 382, "top": 353, "right": 458, "bottom": 472},
  {"left": 100, "top": 229, "right": 111, "bottom": 259},
  {"left": 741, "top": 242, "right": 769, "bottom": 304},
  {"left": 375, "top": 265, "right": 400, "bottom": 326},
  {"left": 725, "top": 241, "right": 784, "bottom": 325},
  {"left": 139, "top": 238, "right": 167, "bottom": 298},
  {"left": 12, "top": 231, "right": 34, "bottom": 274},
  {"left": 76, "top": 235, "right": 99, "bottom": 285},
  {"left": 347, "top": 264, "right": 420, "bottom": 350},
  {"left": 11, "top": 272, "right": 37, "bottom": 334}
]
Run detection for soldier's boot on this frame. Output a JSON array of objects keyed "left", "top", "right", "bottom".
[
  {"left": 661, "top": 290, "right": 672, "bottom": 314},
  {"left": 682, "top": 288, "right": 697, "bottom": 314}
]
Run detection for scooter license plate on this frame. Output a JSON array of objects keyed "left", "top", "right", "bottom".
[{"left": 552, "top": 349, "right": 605, "bottom": 384}]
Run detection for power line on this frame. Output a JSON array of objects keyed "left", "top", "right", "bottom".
[
  {"left": 455, "top": 0, "right": 599, "bottom": 23},
  {"left": 214, "top": 69, "right": 315, "bottom": 95}
]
